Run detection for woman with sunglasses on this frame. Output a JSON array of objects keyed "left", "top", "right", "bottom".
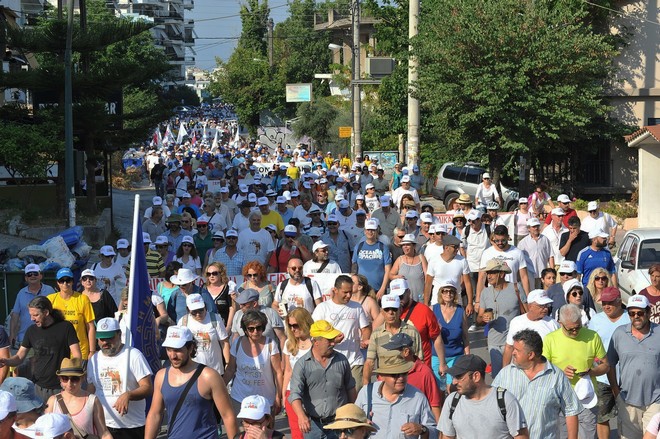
[
  {"left": 80, "top": 269, "right": 117, "bottom": 323},
  {"left": 49, "top": 268, "right": 96, "bottom": 361},
  {"left": 45, "top": 358, "right": 111, "bottom": 439},
  {"left": 475, "top": 172, "right": 502, "bottom": 208},
  {"left": 450, "top": 212, "right": 467, "bottom": 239},
  {"left": 559, "top": 279, "right": 596, "bottom": 325},
  {"left": 180, "top": 212, "right": 196, "bottom": 232},
  {"left": 281, "top": 308, "right": 314, "bottom": 439},
  {"left": 390, "top": 234, "right": 428, "bottom": 303},
  {"left": 586, "top": 268, "right": 611, "bottom": 312},
  {"left": 224, "top": 310, "right": 283, "bottom": 418},
  {"left": 203, "top": 262, "right": 235, "bottom": 331},
  {"left": 324, "top": 404, "right": 376, "bottom": 439},
  {"left": 237, "top": 261, "right": 275, "bottom": 308},
  {"left": 174, "top": 235, "right": 202, "bottom": 276}
]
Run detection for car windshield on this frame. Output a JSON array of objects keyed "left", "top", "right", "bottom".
[{"left": 638, "top": 239, "right": 660, "bottom": 269}]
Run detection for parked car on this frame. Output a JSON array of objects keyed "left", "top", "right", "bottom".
[
  {"left": 615, "top": 228, "right": 660, "bottom": 300},
  {"left": 431, "top": 162, "right": 519, "bottom": 211}
]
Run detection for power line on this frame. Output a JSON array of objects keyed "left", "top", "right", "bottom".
[{"left": 195, "top": 2, "right": 289, "bottom": 23}]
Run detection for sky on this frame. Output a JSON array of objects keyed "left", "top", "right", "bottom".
[{"left": 189, "top": 0, "right": 291, "bottom": 70}]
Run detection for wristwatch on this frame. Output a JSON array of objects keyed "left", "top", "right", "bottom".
[{"left": 420, "top": 425, "right": 428, "bottom": 434}]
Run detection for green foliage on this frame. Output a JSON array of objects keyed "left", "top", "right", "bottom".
[
  {"left": 293, "top": 98, "right": 340, "bottom": 147},
  {"left": 239, "top": 0, "right": 270, "bottom": 54},
  {"left": 414, "top": 0, "right": 620, "bottom": 182},
  {"left": 572, "top": 198, "right": 589, "bottom": 211},
  {"left": 603, "top": 200, "right": 637, "bottom": 222},
  {"left": 162, "top": 85, "right": 201, "bottom": 107}
]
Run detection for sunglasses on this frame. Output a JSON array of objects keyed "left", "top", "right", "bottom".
[
  {"left": 246, "top": 326, "right": 265, "bottom": 333},
  {"left": 454, "top": 218, "right": 466, "bottom": 222},
  {"left": 441, "top": 289, "right": 456, "bottom": 294},
  {"left": 190, "top": 309, "right": 205, "bottom": 316},
  {"left": 397, "top": 235, "right": 406, "bottom": 239},
  {"left": 206, "top": 271, "right": 219, "bottom": 277},
  {"left": 628, "top": 310, "right": 646, "bottom": 318},
  {"left": 26, "top": 272, "right": 39, "bottom": 277},
  {"left": 212, "top": 238, "right": 224, "bottom": 242},
  {"left": 157, "top": 244, "right": 169, "bottom": 249},
  {"left": 339, "top": 428, "right": 358, "bottom": 436},
  {"left": 435, "top": 232, "right": 447, "bottom": 236},
  {"left": 560, "top": 273, "right": 573, "bottom": 277},
  {"left": 594, "top": 276, "right": 608, "bottom": 281},
  {"left": 570, "top": 291, "right": 583, "bottom": 297},
  {"left": 59, "top": 376, "right": 81, "bottom": 382},
  {"left": 198, "top": 224, "right": 208, "bottom": 227},
  {"left": 383, "top": 308, "right": 398, "bottom": 313},
  {"left": 289, "top": 266, "right": 303, "bottom": 271},
  {"left": 58, "top": 278, "right": 73, "bottom": 284},
  {"left": 562, "top": 324, "right": 582, "bottom": 333},
  {"left": 182, "top": 244, "right": 193, "bottom": 248},
  {"left": 288, "top": 323, "right": 300, "bottom": 329},
  {"left": 81, "top": 276, "right": 96, "bottom": 282},
  {"left": 328, "top": 222, "right": 338, "bottom": 226},
  {"left": 246, "top": 273, "right": 259, "bottom": 278},
  {"left": 492, "top": 239, "right": 508, "bottom": 244}
]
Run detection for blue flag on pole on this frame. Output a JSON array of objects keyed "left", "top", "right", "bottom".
[{"left": 129, "top": 219, "right": 162, "bottom": 374}]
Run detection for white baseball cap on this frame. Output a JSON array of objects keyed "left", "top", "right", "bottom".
[
  {"left": 627, "top": 294, "right": 650, "bottom": 309},
  {"left": 186, "top": 293, "right": 206, "bottom": 311},
  {"left": 420, "top": 212, "right": 434, "bottom": 223},
  {"left": 588, "top": 229, "right": 608, "bottom": 240},
  {"left": 181, "top": 235, "right": 195, "bottom": 245},
  {"left": 558, "top": 260, "right": 577, "bottom": 273},
  {"left": 381, "top": 294, "right": 401, "bottom": 309},
  {"left": 551, "top": 207, "right": 566, "bottom": 216},
  {"left": 142, "top": 232, "right": 152, "bottom": 244},
  {"left": 312, "top": 241, "right": 329, "bottom": 252},
  {"left": 557, "top": 194, "right": 571, "bottom": 204},
  {"left": 574, "top": 376, "right": 598, "bottom": 409},
  {"left": 24, "top": 264, "right": 41, "bottom": 274},
  {"left": 23, "top": 413, "right": 72, "bottom": 439},
  {"left": 284, "top": 225, "right": 298, "bottom": 236},
  {"left": 587, "top": 201, "right": 599, "bottom": 212},
  {"left": 365, "top": 219, "right": 379, "bottom": 230},
  {"left": 526, "top": 217, "right": 541, "bottom": 227},
  {"left": 257, "top": 197, "right": 269, "bottom": 206},
  {"left": 389, "top": 278, "right": 409, "bottom": 296},
  {"left": 237, "top": 395, "right": 270, "bottom": 420},
  {"left": 116, "top": 239, "right": 129, "bottom": 249},
  {"left": 155, "top": 235, "right": 169, "bottom": 246},
  {"left": 438, "top": 279, "right": 459, "bottom": 290},
  {"left": 527, "top": 289, "right": 552, "bottom": 305},
  {"left": 152, "top": 196, "right": 163, "bottom": 206},
  {"left": 162, "top": 326, "right": 194, "bottom": 349},
  {"left": 99, "top": 245, "right": 116, "bottom": 256},
  {"left": 401, "top": 175, "right": 411, "bottom": 183},
  {"left": 248, "top": 193, "right": 257, "bottom": 203}
]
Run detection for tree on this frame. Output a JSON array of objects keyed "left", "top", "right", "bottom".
[
  {"left": 0, "top": 0, "right": 172, "bottom": 213},
  {"left": 238, "top": 0, "right": 270, "bottom": 54},
  {"left": 413, "top": 0, "right": 621, "bottom": 189},
  {"left": 292, "top": 98, "right": 339, "bottom": 148}
]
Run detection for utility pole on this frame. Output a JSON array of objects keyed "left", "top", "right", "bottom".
[
  {"left": 64, "top": 0, "right": 75, "bottom": 226},
  {"left": 267, "top": 18, "right": 274, "bottom": 68},
  {"left": 406, "top": 0, "right": 420, "bottom": 168},
  {"left": 351, "top": 0, "right": 362, "bottom": 159}
]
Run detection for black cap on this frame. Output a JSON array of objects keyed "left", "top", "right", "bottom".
[
  {"left": 382, "top": 333, "right": 414, "bottom": 351},
  {"left": 446, "top": 354, "right": 487, "bottom": 376},
  {"left": 442, "top": 235, "right": 461, "bottom": 247}
]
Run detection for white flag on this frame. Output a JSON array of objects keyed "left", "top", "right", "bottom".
[
  {"left": 211, "top": 130, "right": 219, "bottom": 151},
  {"left": 176, "top": 121, "right": 188, "bottom": 145}
]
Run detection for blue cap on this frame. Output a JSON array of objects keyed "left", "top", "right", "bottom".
[{"left": 56, "top": 267, "right": 74, "bottom": 280}]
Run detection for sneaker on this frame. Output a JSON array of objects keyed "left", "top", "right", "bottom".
[{"left": 468, "top": 323, "right": 479, "bottom": 332}]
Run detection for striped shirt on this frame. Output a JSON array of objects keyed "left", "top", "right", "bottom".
[
  {"left": 493, "top": 360, "right": 582, "bottom": 439},
  {"left": 145, "top": 250, "right": 164, "bottom": 277}
]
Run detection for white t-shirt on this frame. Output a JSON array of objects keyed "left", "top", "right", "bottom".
[
  {"left": 424, "top": 243, "right": 444, "bottom": 263},
  {"left": 427, "top": 255, "right": 470, "bottom": 305},
  {"left": 312, "top": 300, "right": 369, "bottom": 366},
  {"left": 580, "top": 212, "right": 617, "bottom": 235},
  {"left": 232, "top": 213, "right": 251, "bottom": 233},
  {"left": 178, "top": 312, "right": 229, "bottom": 375},
  {"left": 143, "top": 205, "right": 172, "bottom": 219},
  {"left": 541, "top": 224, "right": 567, "bottom": 265},
  {"left": 303, "top": 260, "right": 343, "bottom": 275},
  {"left": 237, "top": 228, "right": 275, "bottom": 265},
  {"left": 283, "top": 345, "right": 311, "bottom": 390},
  {"left": 87, "top": 346, "right": 152, "bottom": 428},
  {"left": 475, "top": 183, "right": 500, "bottom": 205},
  {"left": 292, "top": 205, "right": 313, "bottom": 227},
  {"left": 92, "top": 262, "right": 127, "bottom": 306},
  {"left": 274, "top": 279, "right": 323, "bottom": 314},
  {"left": 229, "top": 337, "right": 279, "bottom": 405},
  {"left": 198, "top": 212, "right": 227, "bottom": 233},
  {"left": 174, "top": 255, "right": 201, "bottom": 272},
  {"left": 505, "top": 314, "right": 560, "bottom": 345},
  {"left": 479, "top": 246, "right": 528, "bottom": 284}
]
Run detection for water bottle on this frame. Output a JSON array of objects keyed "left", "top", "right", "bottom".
[{"left": 438, "top": 373, "right": 447, "bottom": 392}]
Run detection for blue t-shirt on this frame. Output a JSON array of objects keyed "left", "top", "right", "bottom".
[
  {"left": 12, "top": 283, "right": 56, "bottom": 343},
  {"left": 576, "top": 247, "right": 615, "bottom": 286},
  {"left": 352, "top": 241, "right": 391, "bottom": 291},
  {"left": 433, "top": 304, "right": 465, "bottom": 357}
]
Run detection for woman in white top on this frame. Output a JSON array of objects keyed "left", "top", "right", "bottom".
[
  {"left": 282, "top": 308, "right": 314, "bottom": 439},
  {"left": 475, "top": 172, "right": 502, "bottom": 208},
  {"left": 174, "top": 235, "right": 202, "bottom": 275},
  {"left": 224, "top": 310, "right": 283, "bottom": 417},
  {"left": 176, "top": 293, "right": 230, "bottom": 376},
  {"left": 558, "top": 279, "right": 596, "bottom": 325}
]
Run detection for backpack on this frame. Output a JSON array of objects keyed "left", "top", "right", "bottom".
[
  {"left": 280, "top": 277, "right": 314, "bottom": 298},
  {"left": 464, "top": 223, "right": 491, "bottom": 240},
  {"left": 449, "top": 387, "right": 507, "bottom": 421}
]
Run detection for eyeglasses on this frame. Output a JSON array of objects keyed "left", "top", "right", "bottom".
[
  {"left": 288, "top": 323, "right": 300, "bottom": 329},
  {"left": 570, "top": 291, "right": 583, "bottom": 297},
  {"left": 26, "top": 272, "right": 39, "bottom": 277},
  {"left": 594, "top": 276, "right": 608, "bottom": 281},
  {"left": 289, "top": 266, "right": 303, "bottom": 271},
  {"left": 212, "top": 238, "right": 224, "bottom": 242},
  {"left": 454, "top": 218, "right": 466, "bottom": 222},
  {"left": 247, "top": 273, "right": 259, "bottom": 278},
  {"left": 246, "top": 326, "right": 265, "bottom": 332},
  {"left": 560, "top": 273, "right": 573, "bottom": 277},
  {"left": 59, "top": 376, "right": 81, "bottom": 383},
  {"left": 206, "top": 271, "right": 219, "bottom": 277},
  {"left": 562, "top": 324, "right": 582, "bottom": 333},
  {"left": 492, "top": 239, "right": 508, "bottom": 244},
  {"left": 441, "top": 289, "right": 456, "bottom": 295},
  {"left": 58, "top": 278, "right": 73, "bottom": 284},
  {"left": 328, "top": 222, "right": 338, "bottom": 226},
  {"left": 628, "top": 310, "right": 646, "bottom": 318},
  {"left": 157, "top": 244, "right": 169, "bottom": 249},
  {"left": 226, "top": 236, "right": 238, "bottom": 240},
  {"left": 81, "top": 276, "right": 95, "bottom": 282}
]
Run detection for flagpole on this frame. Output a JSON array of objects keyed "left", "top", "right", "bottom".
[{"left": 124, "top": 194, "right": 140, "bottom": 391}]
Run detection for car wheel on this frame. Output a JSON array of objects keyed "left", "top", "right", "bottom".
[
  {"left": 444, "top": 193, "right": 459, "bottom": 210},
  {"left": 506, "top": 201, "right": 517, "bottom": 212}
]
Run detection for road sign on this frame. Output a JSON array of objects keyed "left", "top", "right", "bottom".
[{"left": 339, "top": 126, "right": 352, "bottom": 138}]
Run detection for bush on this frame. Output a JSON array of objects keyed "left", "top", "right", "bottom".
[
  {"left": 602, "top": 200, "right": 637, "bottom": 223},
  {"left": 572, "top": 198, "right": 589, "bottom": 211}
]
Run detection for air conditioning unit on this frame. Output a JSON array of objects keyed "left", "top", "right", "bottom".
[{"left": 366, "top": 57, "right": 395, "bottom": 78}]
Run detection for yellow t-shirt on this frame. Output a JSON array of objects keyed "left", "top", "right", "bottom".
[
  {"left": 286, "top": 165, "right": 300, "bottom": 181},
  {"left": 542, "top": 327, "right": 606, "bottom": 387},
  {"left": 48, "top": 292, "right": 96, "bottom": 359},
  {"left": 260, "top": 210, "right": 285, "bottom": 232}
]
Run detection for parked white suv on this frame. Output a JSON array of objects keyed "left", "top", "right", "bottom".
[
  {"left": 431, "top": 162, "right": 519, "bottom": 210},
  {"left": 615, "top": 228, "right": 660, "bottom": 300}
]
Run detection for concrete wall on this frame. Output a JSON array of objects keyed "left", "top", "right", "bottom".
[
  {"left": 610, "top": 141, "right": 638, "bottom": 191},
  {"left": 637, "top": 145, "right": 660, "bottom": 227}
]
